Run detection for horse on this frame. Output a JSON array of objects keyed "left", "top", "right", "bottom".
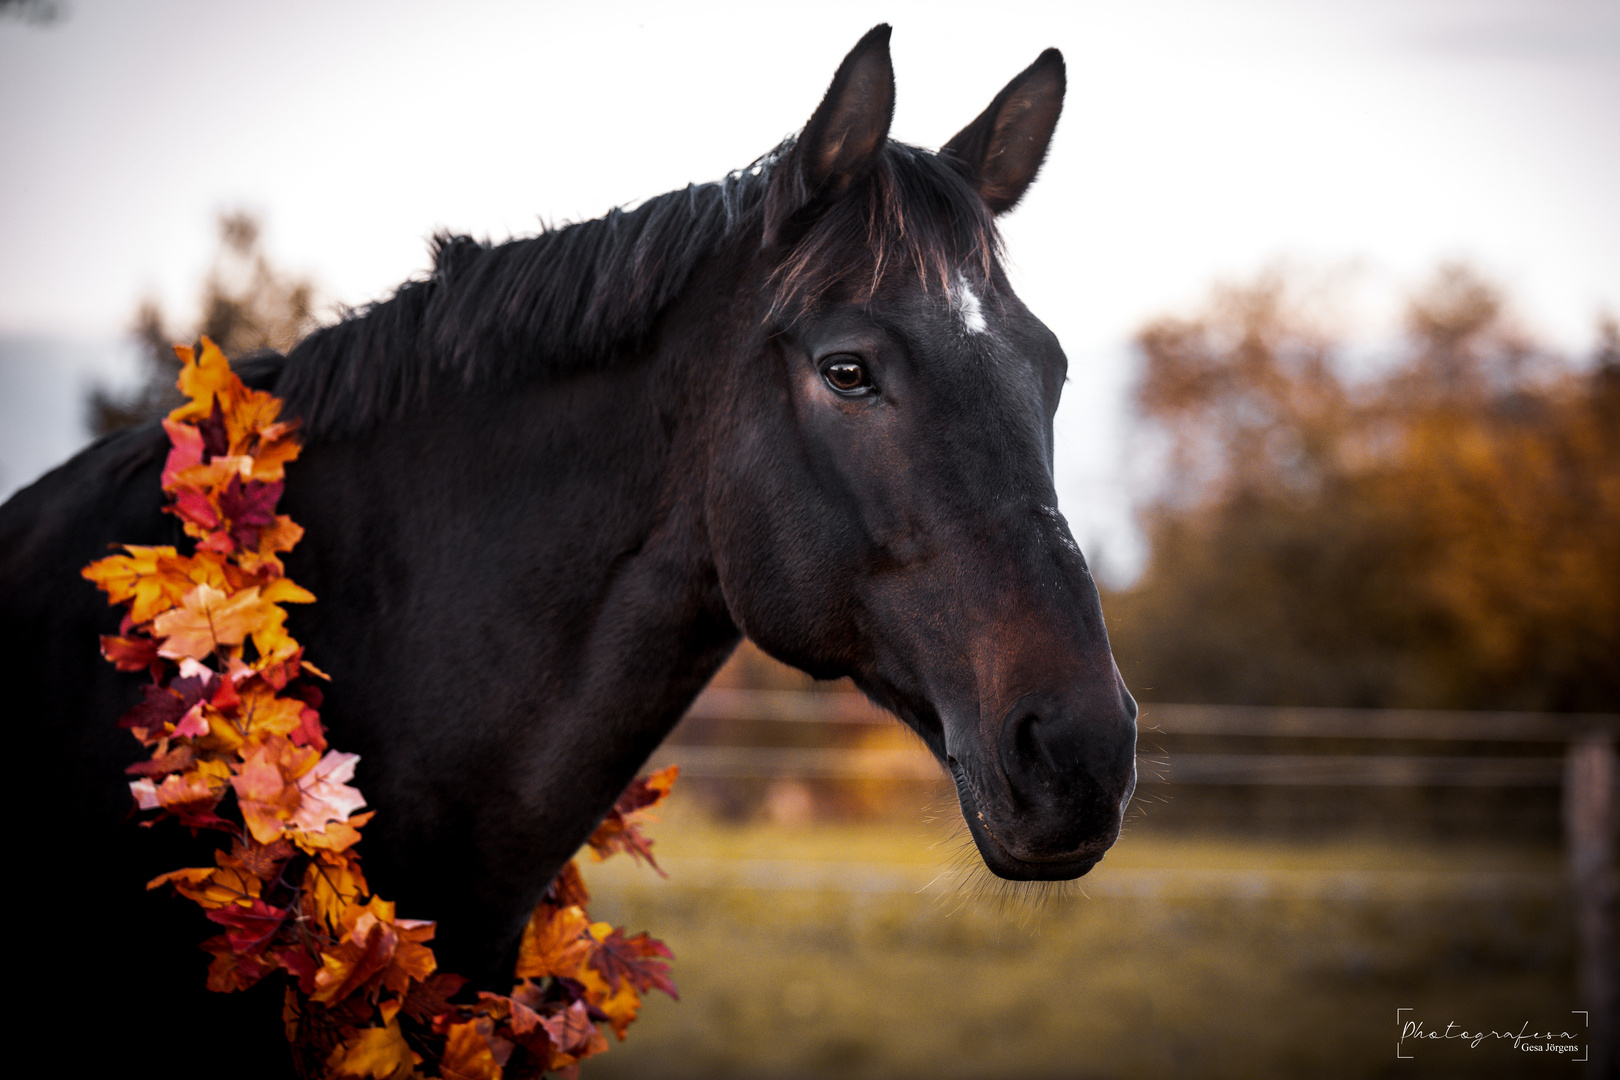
[{"left": 2, "top": 25, "right": 1136, "bottom": 1075}]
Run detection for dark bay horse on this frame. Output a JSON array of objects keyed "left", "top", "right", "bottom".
[{"left": 2, "top": 25, "right": 1135, "bottom": 1074}]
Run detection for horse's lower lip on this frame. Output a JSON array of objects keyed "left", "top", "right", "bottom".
[{"left": 946, "top": 758, "right": 1105, "bottom": 881}]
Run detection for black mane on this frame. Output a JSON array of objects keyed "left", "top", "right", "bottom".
[{"left": 267, "top": 139, "right": 997, "bottom": 442}]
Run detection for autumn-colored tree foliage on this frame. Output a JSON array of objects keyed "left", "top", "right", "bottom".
[
  {"left": 84, "top": 339, "right": 676, "bottom": 1078},
  {"left": 1106, "top": 265, "right": 1620, "bottom": 711}
]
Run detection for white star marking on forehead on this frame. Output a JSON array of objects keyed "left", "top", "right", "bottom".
[{"left": 951, "top": 272, "right": 988, "bottom": 335}]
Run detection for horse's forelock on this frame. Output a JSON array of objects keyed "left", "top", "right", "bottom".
[{"left": 768, "top": 143, "right": 1000, "bottom": 323}]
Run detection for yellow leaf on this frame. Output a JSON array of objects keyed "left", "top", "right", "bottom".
[
  {"left": 237, "top": 515, "right": 304, "bottom": 576},
  {"left": 574, "top": 963, "right": 642, "bottom": 1039},
  {"left": 168, "top": 339, "right": 237, "bottom": 424},
  {"left": 249, "top": 424, "right": 303, "bottom": 481},
  {"left": 260, "top": 577, "right": 316, "bottom": 605},
  {"left": 513, "top": 904, "right": 593, "bottom": 981},
  {"left": 290, "top": 811, "right": 374, "bottom": 855},
  {"left": 236, "top": 681, "right": 306, "bottom": 739},
  {"left": 152, "top": 584, "right": 263, "bottom": 660},
  {"left": 439, "top": 1018, "right": 504, "bottom": 1080},
  {"left": 231, "top": 736, "right": 320, "bottom": 844},
  {"left": 332, "top": 1019, "right": 420, "bottom": 1080},
  {"left": 83, "top": 545, "right": 197, "bottom": 625},
  {"left": 149, "top": 862, "right": 263, "bottom": 909},
  {"left": 303, "top": 852, "right": 369, "bottom": 932},
  {"left": 151, "top": 582, "right": 304, "bottom": 666}
]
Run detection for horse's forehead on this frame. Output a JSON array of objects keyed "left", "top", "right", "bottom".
[
  {"left": 866, "top": 274, "right": 1051, "bottom": 427},
  {"left": 899, "top": 272, "right": 1042, "bottom": 377},
  {"left": 873, "top": 269, "right": 1008, "bottom": 344},
  {"left": 949, "top": 272, "right": 990, "bottom": 336}
]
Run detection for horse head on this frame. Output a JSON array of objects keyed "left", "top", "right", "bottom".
[{"left": 707, "top": 27, "right": 1137, "bottom": 880}]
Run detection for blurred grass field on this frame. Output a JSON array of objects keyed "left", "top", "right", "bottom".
[{"left": 573, "top": 797, "right": 1576, "bottom": 1080}]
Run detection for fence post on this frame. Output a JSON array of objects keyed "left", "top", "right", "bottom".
[{"left": 1565, "top": 732, "right": 1615, "bottom": 1079}]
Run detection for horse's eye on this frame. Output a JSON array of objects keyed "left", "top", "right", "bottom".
[{"left": 822, "top": 358, "right": 873, "bottom": 395}]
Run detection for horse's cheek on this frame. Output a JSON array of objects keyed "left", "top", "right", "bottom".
[{"left": 704, "top": 456, "right": 837, "bottom": 667}]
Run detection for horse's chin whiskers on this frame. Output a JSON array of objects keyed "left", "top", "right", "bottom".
[{"left": 923, "top": 816, "right": 1083, "bottom": 929}]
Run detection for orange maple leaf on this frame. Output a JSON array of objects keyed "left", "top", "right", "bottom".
[
  {"left": 248, "top": 420, "right": 303, "bottom": 482},
  {"left": 83, "top": 545, "right": 213, "bottom": 626},
  {"left": 148, "top": 859, "right": 262, "bottom": 910},
  {"left": 513, "top": 903, "right": 594, "bottom": 982},
  {"left": 439, "top": 1016, "right": 508, "bottom": 1080},
  {"left": 303, "top": 851, "right": 370, "bottom": 932},
  {"left": 150, "top": 580, "right": 312, "bottom": 665},
  {"left": 129, "top": 758, "right": 232, "bottom": 827},
  {"left": 152, "top": 583, "right": 266, "bottom": 661},
  {"left": 167, "top": 338, "right": 302, "bottom": 474},
  {"left": 238, "top": 513, "right": 304, "bottom": 576},
  {"left": 231, "top": 736, "right": 320, "bottom": 844},
  {"left": 330, "top": 1019, "right": 420, "bottom": 1080},
  {"left": 167, "top": 340, "right": 238, "bottom": 425},
  {"left": 291, "top": 811, "right": 375, "bottom": 855},
  {"left": 313, "top": 897, "right": 437, "bottom": 1009}
]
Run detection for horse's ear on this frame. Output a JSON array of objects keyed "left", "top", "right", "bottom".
[
  {"left": 764, "top": 24, "right": 895, "bottom": 246},
  {"left": 941, "top": 48, "right": 1065, "bottom": 215}
]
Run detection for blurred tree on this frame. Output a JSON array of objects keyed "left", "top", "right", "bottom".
[
  {"left": 0, "top": 0, "right": 65, "bottom": 26},
  {"left": 1106, "top": 265, "right": 1619, "bottom": 711},
  {"left": 88, "top": 211, "right": 318, "bottom": 435}
]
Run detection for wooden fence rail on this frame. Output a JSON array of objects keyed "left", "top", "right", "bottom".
[
  {"left": 659, "top": 689, "right": 1616, "bottom": 786},
  {"left": 659, "top": 688, "right": 1617, "bottom": 1077}
]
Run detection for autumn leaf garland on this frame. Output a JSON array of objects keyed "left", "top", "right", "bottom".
[{"left": 85, "top": 338, "right": 677, "bottom": 1080}]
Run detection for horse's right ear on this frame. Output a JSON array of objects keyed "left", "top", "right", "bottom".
[
  {"left": 941, "top": 48, "right": 1065, "bottom": 215},
  {"left": 763, "top": 24, "right": 895, "bottom": 247}
]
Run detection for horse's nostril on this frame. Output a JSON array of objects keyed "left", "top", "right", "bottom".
[
  {"left": 1008, "top": 706, "right": 1060, "bottom": 778},
  {"left": 997, "top": 691, "right": 1136, "bottom": 805}
]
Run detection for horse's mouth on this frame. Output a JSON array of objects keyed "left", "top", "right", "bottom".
[{"left": 947, "top": 758, "right": 1106, "bottom": 881}]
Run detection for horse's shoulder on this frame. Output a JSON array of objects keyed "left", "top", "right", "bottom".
[{"left": 0, "top": 421, "right": 171, "bottom": 612}]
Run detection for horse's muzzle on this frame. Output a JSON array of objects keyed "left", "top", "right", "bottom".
[{"left": 947, "top": 685, "right": 1138, "bottom": 880}]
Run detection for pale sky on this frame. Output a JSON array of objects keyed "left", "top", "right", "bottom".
[{"left": 3, "top": 0, "right": 1617, "bottom": 575}]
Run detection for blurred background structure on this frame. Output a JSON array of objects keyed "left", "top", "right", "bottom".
[{"left": 3, "top": 2, "right": 1615, "bottom": 1077}]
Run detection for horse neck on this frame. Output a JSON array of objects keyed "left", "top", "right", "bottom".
[{"left": 285, "top": 334, "right": 740, "bottom": 826}]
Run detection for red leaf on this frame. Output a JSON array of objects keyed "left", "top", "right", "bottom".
[
  {"left": 168, "top": 487, "right": 220, "bottom": 534},
  {"left": 206, "top": 899, "right": 291, "bottom": 956},
  {"left": 538, "top": 1000, "right": 605, "bottom": 1058},
  {"left": 197, "top": 396, "right": 229, "bottom": 459},
  {"left": 587, "top": 928, "right": 677, "bottom": 1000},
  {"left": 219, "top": 475, "right": 283, "bottom": 551},
  {"left": 118, "top": 673, "right": 212, "bottom": 742},
  {"left": 613, "top": 765, "right": 678, "bottom": 816},
  {"left": 125, "top": 743, "right": 196, "bottom": 779},
  {"left": 161, "top": 418, "right": 206, "bottom": 489},
  {"left": 100, "top": 632, "right": 161, "bottom": 672},
  {"left": 586, "top": 766, "right": 677, "bottom": 874},
  {"left": 275, "top": 943, "right": 321, "bottom": 995},
  {"left": 586, "top": 815, "right": 665, "bottom": 875},
  {"left": 401, "top": 973, "right": 468, "bottom": 1025},
  {"left": 203, "top": 933, "right": 277, "bottom": 993}
]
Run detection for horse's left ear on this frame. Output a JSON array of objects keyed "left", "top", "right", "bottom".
[
  {"left": 941, "top": 48, "right": 1065, "bottom": 215},
  {"left": 764, "top": 24, "right": 896, "bottom": 246}
]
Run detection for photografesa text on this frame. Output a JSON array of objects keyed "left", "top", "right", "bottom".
[{"left": 1399, "top": 1019, "right": 1580, "bottom": 1051}]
